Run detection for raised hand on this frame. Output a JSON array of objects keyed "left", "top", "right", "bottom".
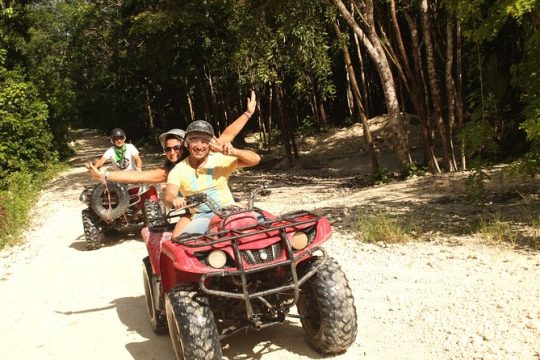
[
  {"left": 85, "top": 162, "right": 103, "bottom": 182},
  {"left": 210, "top": 137, "right": 235, "bottom": 155},
  {"left": 246, "top": 90, "right": 256, "bottom": 116}
]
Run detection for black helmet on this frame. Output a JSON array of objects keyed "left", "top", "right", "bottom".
[
  {"left": 158, "top": 128, "right": 186, "bottom": 148},
  {"left": 111, "top": 128, "right": 126, "bottom": 139},
  {"left": 185, "top": 120, "right": 214, "bottom": 146}
]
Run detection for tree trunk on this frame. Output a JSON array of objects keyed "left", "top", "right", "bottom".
[
  {"left": 353, "top": 30, "right": 370, "bottom": 117},
  {"left": 308, "top": 72, "right": 328, "bottom": 129},
  {"left": 420, "top": 0, "right": 457, "bottom": 171},
  {"left": 153, "top": 84, "right": 168, "bottom": 131},
  {"left": 334, "top": 0, "right": 410, "bottom": 171},
  {"left": 334, "top": 21, "right": 379, "bottom": 173},
  {"left": 144, "top": 87, "right": 155, "bottom": 135},
  {"left": 204, "top": 65, "right": 221, "bottom": 131},
  {"left": 403, "top": 9, "right": 440, "bottom": 173},
  {"left": 456, "top": 20, "right": 466, "bottom": 170},
  {"left": 351, "top": 0, "right": 370, "bottom": 116},
  {"left": 309, "top": 82, "right": 320, "bottom": 128},
  {"left": 255, "top": 87, "right": 268, "bottom": 149},
  {"left": 390, "top": 0, "right": 439, "bottom": 173},
  {"left": 445, "top": 16, "right": 459, "bottom": 169},
  {"left": 344, "top": 68, "right": 355, "bottom": 118},
  {"left": 183, "top": 77, "right": 194, "bottom": 123},
  {"left": 267, "top": 87, "right": 273, "bottom": 151},
  {"left": 404, "top": 10, "right": 430, "bottom": 124},
  {"left": 197, "top": 76, "right": 211, "bottom": 122},
  {"left": 274, "top": 81, "right": 295, "bottom": 167},
  {"left": 318, "top": 101, "right": 328, "bottom": 128}
]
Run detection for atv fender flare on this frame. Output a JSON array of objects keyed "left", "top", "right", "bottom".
[{"left": 91, "top": 181, "right": 129, "bottom": 221}]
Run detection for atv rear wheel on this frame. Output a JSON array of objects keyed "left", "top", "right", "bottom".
[
  {"left": 143, "top": 257, "right": 167, "bottom": 334},
  {"left": 297, "top": 256, "right": 358, "bottom": 354},
  {"left": 165, "top": 285, "right": 222, "bottom": 360},
  {"left": 143, "top": 200, "right": 167, "bottom": 228},
  {"left": 81, "top": 209, "right": 103, "bottom": 250}
]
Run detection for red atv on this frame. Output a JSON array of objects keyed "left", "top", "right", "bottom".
[
  {"left": 80, "top": 182, "right": 160, "bottom": 250},
  {"left": 141, "top": 185, "right": 357, "bottom": 359}
]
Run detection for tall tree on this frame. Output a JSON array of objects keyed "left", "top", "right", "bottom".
[
  {"left": 421, "top": 0, "right": 457, "bottom": 171},
  {"left": 334, "top": 20, "right": 379, "bottom": 173},
  {"left": 333, "top": 0, "right": 411, "bottom": 171}
]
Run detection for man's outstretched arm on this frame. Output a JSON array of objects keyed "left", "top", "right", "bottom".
[
  {"left": 218, "top": 90, "right": 256, "bottom": 143},
  {"left": 86, "top": 162, "right": 167, "bottom": 184}
]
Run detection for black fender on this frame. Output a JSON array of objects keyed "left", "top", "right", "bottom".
[{"left": 91, "top": 182, "right": 130, "bottom": 221}]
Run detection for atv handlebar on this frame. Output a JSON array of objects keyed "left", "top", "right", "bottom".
[
  {"left": 165, "top": 193, "right": 223, "bottom": 219},
  {"left": 166, "top": 184, "right": 281, "bottom": 219}
]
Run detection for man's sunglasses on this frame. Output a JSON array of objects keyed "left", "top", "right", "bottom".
[
  {"left": 112, "top": 136, "right": 125, "bottom": 141},
  {"left": 164, "top": 145, "right": 183, "bottom": 153}
]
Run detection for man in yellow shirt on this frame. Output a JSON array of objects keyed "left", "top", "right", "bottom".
[{"left": 164, "top": 120, "right": 260, "bottom": 237}]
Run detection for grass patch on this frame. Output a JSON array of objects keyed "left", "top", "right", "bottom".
[
  {"left": 477, "top": 210, "right": 540, "bottom": 249},
  {"left": 478, "top": 213, "right": 517, "bottom": 244},
  {"left": 354, "top": 211, "right": 417, "bottom": 244},
  {"left": 0, "top": 164, "right": 67, "bottom": 250}
]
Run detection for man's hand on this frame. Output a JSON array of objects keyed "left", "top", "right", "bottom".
[
  {"left": 245, "top": 90, "right": 256, "bottom": 116},
  {"left": 171, "top": 196, "right": 186, "bottom": 210},
  {"left": 210, "top": 137, "right": 235, "bottom": 155},
  {"left": 86, "top": 162, "right": 104, "bottom": 182}
]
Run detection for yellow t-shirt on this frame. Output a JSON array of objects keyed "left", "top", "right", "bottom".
[{"left": 167, "top": 152, "right": 238, "bottom": 214}]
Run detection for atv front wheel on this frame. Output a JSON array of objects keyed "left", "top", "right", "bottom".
[
  {"left": 143, "top": 200, "right": 167, "bottom": 228},
  {"left": 165, "top": 285, "right": 222, "bottom": 360},
  {"left": 143, "top": 257, "right": 167, "bottom": 334},
  {"left": 81, "top": 209, "right": 103, "bottom": 250},
  {"left": 297, "top": 256, "right": 358, "bottom": 354}
]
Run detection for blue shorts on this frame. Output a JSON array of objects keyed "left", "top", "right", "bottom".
[{"left": 181, "top": 212, "right": 214, "bottom": 235}]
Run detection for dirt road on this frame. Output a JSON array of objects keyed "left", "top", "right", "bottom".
[{"left": 0, "top": 130, "right": 539, "bottom": 359}]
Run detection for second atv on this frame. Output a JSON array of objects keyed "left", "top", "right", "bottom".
[{"left": 80, "top": 181, "right": 160, "bottom": 250}]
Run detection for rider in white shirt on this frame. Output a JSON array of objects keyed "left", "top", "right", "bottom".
[{"left": 94, "top": 128, "right": 143, "bottom": 171}]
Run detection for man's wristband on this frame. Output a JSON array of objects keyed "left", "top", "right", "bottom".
[
  {"left": 104, "top": 169, "right": 109, "bottom": 181},
  {"left": 243, "top": 112, "right": 252, "bottom": 118}
]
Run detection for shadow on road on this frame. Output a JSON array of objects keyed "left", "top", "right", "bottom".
[
  {"left": 221, "top": 320, "right": 321, "bottom": 359},
  {"left": 70, "top": 227, "right": 144, "bottom": 252},
  {"left": 111, "top": 294, "right": 321, "bottom": 360},
  {"left": 112, "top": 295, "right": 175, "bottom": 360}
]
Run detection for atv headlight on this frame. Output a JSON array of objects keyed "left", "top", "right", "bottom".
[
  {"left": 207, "top": 250, "right": 227, "bottom": 269},
  {"left": 291, "top": 231, "right": 309, "bottom": 250}
]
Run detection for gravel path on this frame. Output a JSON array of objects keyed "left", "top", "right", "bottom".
[{"left": 0, "top": 131, "right": 538, "bottom": 360}]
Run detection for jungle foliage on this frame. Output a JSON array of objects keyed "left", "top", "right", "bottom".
[{"left": 0, "top": 0, "right": 539, "bottom": 180}]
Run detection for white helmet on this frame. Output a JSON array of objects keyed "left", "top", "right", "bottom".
[{"left": 159, "top": 129, "right": 186, "bottom": 148}]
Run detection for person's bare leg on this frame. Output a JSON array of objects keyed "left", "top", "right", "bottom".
[{"left": 172, "top": 215, "right": 191, "bottom": 238}]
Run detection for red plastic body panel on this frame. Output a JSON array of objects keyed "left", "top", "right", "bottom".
[
  {"left": 130, "top": 185, "right": 158, "bottom": 212},
  {"left": 141, "top": 209, "right": 333, "bottom": 294}
]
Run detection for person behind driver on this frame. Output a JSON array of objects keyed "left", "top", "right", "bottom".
[
  {"left": 164, "top": 120, "right": 260, "bottom": 238},
  {"left": 94, "top": 128, "right": 143, "bottom": 172}
]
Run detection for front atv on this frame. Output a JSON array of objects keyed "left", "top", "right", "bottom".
[{"left": 141, "top": 187, "right": 357, "bottom": 359}]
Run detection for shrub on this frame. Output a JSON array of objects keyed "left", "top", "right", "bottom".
[
  {"left": 0, "top": 49, "right": 58, "bottom": 180},
  {"left": 465, "top": 169, "right": 490, "bottom": 203},
  {"left": 0, "top": 165, "right": 63, "bottom": 249}
]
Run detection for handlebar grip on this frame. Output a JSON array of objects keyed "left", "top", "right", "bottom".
[{"left": 185, "top": 193, "right": 207, "bottom": 205}]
